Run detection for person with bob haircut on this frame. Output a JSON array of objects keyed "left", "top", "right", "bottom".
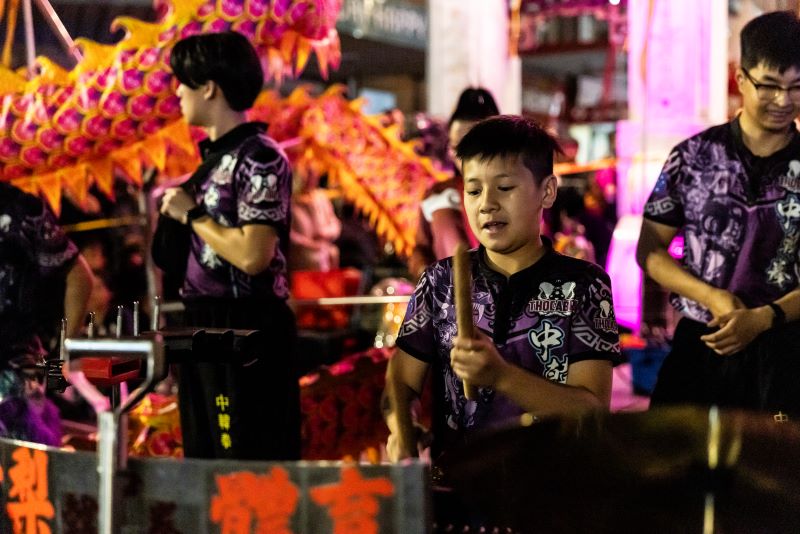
[
  {"left": 155, "top": 31, "right": 299, "bottom": 460},
  {"left": 637, "top": 11, "right": 800, "bottom": 414},
  {"left": 384, "top": 115, "right": 620, "bottom": 466}
]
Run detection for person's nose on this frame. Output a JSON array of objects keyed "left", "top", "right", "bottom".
[
  {"left": 772, "top": 88, "right": 792, "bottom": 106},
  {"left": 479, "top": 189, "right": 499, "bottom": 213}
]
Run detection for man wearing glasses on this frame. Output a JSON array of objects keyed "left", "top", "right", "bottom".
[{"left": 636, "top": 11, "right": 800, "bottom": 415}]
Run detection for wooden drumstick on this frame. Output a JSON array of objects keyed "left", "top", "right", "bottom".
[{"left": 453, "top": 243, "right": 479, "bottom": 401}]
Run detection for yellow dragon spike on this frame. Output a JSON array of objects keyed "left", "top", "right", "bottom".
[
  {"left": 0, "top": 65, "right": 25, "bottom": 93},
  {"left": 160, "top": 0, "right": 210, "bottom": 25},
  {"left": 30, "top": 57, "right": 69, "bottom": 87},
  {"left": 71, "top": 38, "right": 117, "bottom": 75},
  {"left": 110, "top": 17, "right": 162, "bottom": 48}
]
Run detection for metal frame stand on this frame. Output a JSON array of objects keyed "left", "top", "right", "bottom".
[{"left": 62, "top": 336, "right": 165, "bottom": 534}]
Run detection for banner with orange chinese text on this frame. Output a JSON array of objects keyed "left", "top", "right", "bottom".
[{"left": 0, "top": 439, "right": 429, "bottom": 533}]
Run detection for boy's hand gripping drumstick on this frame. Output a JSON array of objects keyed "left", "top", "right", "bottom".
[{"left": 453, "top": 243, "right": 479, "bottom": 401}]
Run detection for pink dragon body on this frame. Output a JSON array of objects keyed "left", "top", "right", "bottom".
[
  {"left": 0, "top": 0, "right": 341, "bottom": 196},
  {"left": 0, "top": 0, "right": 444, "bottom": 255}
]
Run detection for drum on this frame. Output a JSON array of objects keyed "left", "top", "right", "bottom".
[{"left": 438, "top": 406, "right": 800, "bottom": 533}]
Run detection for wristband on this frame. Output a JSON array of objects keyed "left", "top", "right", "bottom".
[
  {"left": 768, "top": 302, "right": 786, "bottom": 328},
  {"left": 185, "top": 205, "right": 207, "bottom": 224}
]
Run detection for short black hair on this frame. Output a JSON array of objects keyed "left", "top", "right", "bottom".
[
  {"left": 448, "top": 87, "right": 500, "bottom": 128},
  {"left": 170, "top": 31, "right": 264, "bottom": 111},
  {"left": 741, "top": 11, "right": 800, "bottom": 72},
  {"left": 455, "top": 115, "right": 562, "bottom": 184}
]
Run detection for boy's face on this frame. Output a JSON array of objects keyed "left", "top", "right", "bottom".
[
  {"left": 176, "top": 82, "right": 207, "bottom": 127},
  {"left": 462, "top": 154, "right": 556, "bottom": 261},
  {"left": 737, "top": 62, "right": 800, "bottom": 133}
]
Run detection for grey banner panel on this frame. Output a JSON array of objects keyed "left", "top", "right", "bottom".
[{"left": 0, "top": 438, "right": 430, "bottom": 533}]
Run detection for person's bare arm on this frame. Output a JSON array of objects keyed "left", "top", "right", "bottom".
[
  {"left": 289, "top": 206, "right": 322, "bottom": 250},
  {"left": 636, "top": 217, "right": 798, "bottom": 355},
  {"left": 384, "top": 350, "right": 429, "bottom": 461},
  {"left": 701, "top": 287, "right": 800, "bottom": 355},
  {"left": 191, "top": 220, "right": 279, "bottom": 275},
  {"left": 773, "top": 289, "right": 800, "bottom": 323},
  {"left": 636, "top": 218, "right": 743, "bottom": 318},
  {"left": 160, "top": 187, "right": 278, "bottom": 275},
  {"left": 496, "top": 359, "right": 611, "bottom": 417},
  {"left": 64, "top": 254, "right": 93, "bottom": 337},
  {"left": 450, "top": 331, "right": 612, "bottom": 417}
]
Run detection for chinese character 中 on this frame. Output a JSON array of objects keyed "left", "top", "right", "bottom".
[{"left": 215, "top": 395, "right": 230, "bottom": 411}]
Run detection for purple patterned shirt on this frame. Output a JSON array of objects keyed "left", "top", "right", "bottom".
[
  {"left": 0, "top": 183, "right": 78, "bottom": 348},
  {"left": 644, "top": 118, "right": 800, "bottom": 322},
  {"left": 396, "top": 245, "right": 620, "bottom": 457},
  {"left": 182, "top": 123, "right": 292, "bottom": 301}
]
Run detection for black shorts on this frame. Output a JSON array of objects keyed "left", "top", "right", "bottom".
[{"left": 651, "top": 317, "right": 800, "bottom": 416}]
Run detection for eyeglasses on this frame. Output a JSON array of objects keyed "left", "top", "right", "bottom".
[{"left": 741, "top": 68, "right": 800, "bottom": 102}]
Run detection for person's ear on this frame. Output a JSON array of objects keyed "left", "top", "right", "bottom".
[
  {"left": 541, "top": 174, "right": 558, "bottom": 209},
  {"left": 735, "top": 67, "right": 747, "bottom": 94},
  {"left": 202, "top": 80, "right": 217, "bottom": 101}
]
